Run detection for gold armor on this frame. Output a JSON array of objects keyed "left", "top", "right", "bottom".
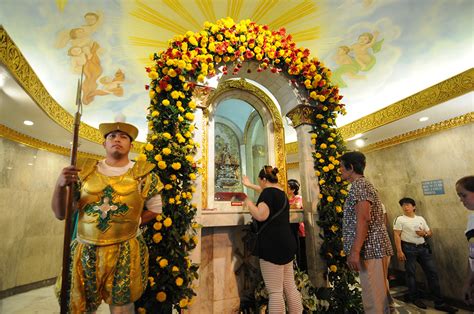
[{"left": 76, "top": 159, "right": 159, "bottom": 245}]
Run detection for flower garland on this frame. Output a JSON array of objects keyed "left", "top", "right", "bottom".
[{"left": 137, "top": 17, "right": 361, "bottom": 312}]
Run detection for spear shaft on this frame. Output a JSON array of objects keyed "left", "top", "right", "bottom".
[{"left": 60, "top": 74, "right": 83, "bottom": 314}]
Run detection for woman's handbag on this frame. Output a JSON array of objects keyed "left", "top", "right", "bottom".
[{"left": 245, "top": 198, "right": 287, "bottom": 256}]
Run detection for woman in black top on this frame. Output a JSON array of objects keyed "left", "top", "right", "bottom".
[{"left": 244, "top": 166, "right": 303, "bottom": 313}]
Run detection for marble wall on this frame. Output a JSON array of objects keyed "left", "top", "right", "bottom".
[
  {"left": 364, "top": 123, "right": 474, "bottom": 301},
  {"left": 0, "top": 138, "right": 67, "bottom": 292}
]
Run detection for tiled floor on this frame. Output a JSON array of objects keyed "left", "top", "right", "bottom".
[{"left": 0, "top": 285, "right": 469, "bottom": 313}]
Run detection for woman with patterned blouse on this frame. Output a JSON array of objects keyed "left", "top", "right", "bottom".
[{"left": 339, "top": 151, "right": 393, "bottom": 314}]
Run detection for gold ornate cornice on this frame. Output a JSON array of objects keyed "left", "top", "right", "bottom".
[
  {"left": 0, "top": 26, "right": 142, "bottom": 153},
  {"left": 339, "top": 68, "right": 474, "bottom": 139},
  {"left": 208, "top": 78, "right": 287, "bottom": 188},
  {"left": 286, "top": 142, "right": 298, "bottom": 155},
  {"left": 362, "top": 112, "right": 473, "bottom": 153},
  {"left": 0, "top": 124, "right": 103, "bottom": 160},
  {"left": 286, "top": 162, "right": 299, "bottom": 170},
  {"left": 286, "top": 105, "right": 318, "bottom": 127}
]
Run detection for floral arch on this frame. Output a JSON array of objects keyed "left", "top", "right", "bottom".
[{"left": 137, "top": 17, "right": 361, "bottom": 312}]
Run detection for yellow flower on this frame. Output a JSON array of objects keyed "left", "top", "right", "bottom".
[
  {"left": 151, "top": 110, "right": 159, "bottom": 117},
  {"left": 171, "top": 90, "right": 180, "bottom": 99},
  {"left": 168, "top": 197, "right": 175, "bottom": 204},
  {"left": 327, "top": 196, "right": 334, "bottom": 202},
  {"left": 328, "top": 164, "right": 335, "bottom": 170},
  {"left": 175, "top": 277, "right": 184, "bottom": 286},
  {"left": 319, "top": 193, "right": 323, "bottom": 199},
  {"left": 320, "top": 143, "right": 327, "bottom": 149},
  {"left": 170, "top": 174, "right": 177, "bottom": 181},
  {"left": 335, "top": 206, "right": 343, "bottom": 213},
  {"left": 179, "top": 298, "right": 188, "bottom": 308},
  {"left": 188, "top": 101, "right": 197, "bottom": 109},
  {"left": 145, "top": 143, "right": 154, "bottom": 151},
  {"left": 164, "top": 184, "right": 172, "bottom": 190},
  {"left": 189, "top": 173, "right": 197, "bottom": 180},
  {"left": 323, "top": 166, "right": 329, "bottom": 172},
  {"left": 158, "top": 161, "right": 167, "bottom": 170},
  {"left": 336, "top": 176, "right": 342, "bottom": 182},
  {"left": 156, "top": 291, "right": 167, "bottom": 302},
  {"left": 172, "top": 162, "right": 181, "bottom": 170},
  {"left": 159, "top": 258, "right": 168, "bottom": 268},
  {"left": 319, "top": 179, "right": 325, "bottom": 185},
  {"left": 162, "top": 147, "right": 171, "bottom": 155},
  {"left": 329, "top": 265, "right": 337, "bottom": 272},
  {"left": 153, "top": 233, "right": 162, "bottom": 243},
  {"left": 172, "top": 266, "right": 179, "bottom": 272},
  {"left": 162, "top": 99, "right": 170, "bottom": 106},
  {"left": 192, "top": 235, "right": 198, "bottom": 244},
  {"left": 185, "top": 112, "right": 195, "bottom": 121},
  {"left": 153, "top": 222, "right": 162, "bottom": 231},
  {"left": 163, "top": 217, "right": 172, "bottom": 227},
  {"left": 340, "top": 250, "right": 346, "bottom": 257},
  {"left": 330, "top": 224, "right": 338, "bottom": 232},
  {"left": 154, "top": 155, "right": 162, "bottom": 163},
  {"left": 155, "top": 214, "right": 163, "bottom": 221},
  {"left": 311, "top": 133, "right": 318, "bottom": 139},
  {"left": 148, "top": 71, "right": 158, "bottom": 79},
  {"left": 162, "top": 132, "right": 172, "bottom": 140},
  {"left": 185, "top": 155, "right": 194, "bottom": 162}
]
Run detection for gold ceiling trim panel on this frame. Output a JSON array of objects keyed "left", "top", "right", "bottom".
[
  {"left": 292, "top": 26, "right": 321, "bottom": 42},
  {"left": 0, "top": 124, "right": 103, "bottom": 160},
  {"left": 163, "top": 0, "right": 202, "bottom": 30},
  {"left": 251, "top": 0, "right": 280, "bottom": 22},
  {"left": 195, "top": 0, "right": 217, "bottom": 23},
  {"left": 286, "top": 142, "right": 298, "bottom": 155},
  {"left": 339, "top": 68, "right": 474, "bottom": 139},
  {"left": 268, "top": 0, "right": 316, "bottom": 30},
  {"left": 362, "top": 112, "right": 473, "bottom": 154},
  {"left": 130, "top": 0, "right": 189, "bottom": 35},
  {"left": 227, "top": 0, "right": 244, "bottom": 21},
  {"left": 0, "top": 26, "right": 104, "bottom": 144},
  {"left": 128, "top": 36, "right": 168, "bottom": 48}
]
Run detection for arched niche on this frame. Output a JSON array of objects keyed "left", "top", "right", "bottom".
[{"left": 200, "top": 78, "right": 286, "bottom": 225}]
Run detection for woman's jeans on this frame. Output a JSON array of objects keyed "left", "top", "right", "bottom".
[{"left": 402, "top": 241, "right": 443, "bottom": 304}]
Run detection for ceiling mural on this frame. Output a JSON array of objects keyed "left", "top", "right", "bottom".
[{"left": 0, "top": 0, "right": 471, "bottom": 141}]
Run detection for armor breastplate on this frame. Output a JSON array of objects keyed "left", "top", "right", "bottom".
[{"left": 76, "top": 159, "right": 155, "bottom": 245}]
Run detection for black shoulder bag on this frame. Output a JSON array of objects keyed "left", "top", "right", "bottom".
[{"left": 246, "top": 196, "right": 288, "bottom": 256}]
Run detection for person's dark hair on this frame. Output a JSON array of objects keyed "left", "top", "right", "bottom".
[
  {"left": 399, "top": 197, "right": 416, "bottom": 207},
  {"left": 456, "top": 176, "right": 474, "bottom": 192},
  {"left": 288, "top": 179, "right": 300, "bottom": 195},
  {"left": 258, "top": 165, "right": 279, "bottom": 183},
  {"left": 340, "top": 151, "right": 366, "bottom": 175}
]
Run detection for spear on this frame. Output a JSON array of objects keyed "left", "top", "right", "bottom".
[{"left": 60, "top": 69, "right": 83, "bottom": 314}]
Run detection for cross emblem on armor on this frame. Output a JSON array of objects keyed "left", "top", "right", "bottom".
[{"left": 84, "top": 186, "right": 128, "bottom": 232}]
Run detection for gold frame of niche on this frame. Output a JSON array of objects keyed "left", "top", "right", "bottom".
[{"left": 200, "top": 78, "right": 287, "bottom": 208}]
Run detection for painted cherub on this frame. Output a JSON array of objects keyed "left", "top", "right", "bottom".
[{"left": 350, "top": 31, "right": 380, "bottom": 71}]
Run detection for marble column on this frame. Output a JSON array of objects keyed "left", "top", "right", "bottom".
[{"left": 287, "top": 106, "right": 325, "bottom": 287}]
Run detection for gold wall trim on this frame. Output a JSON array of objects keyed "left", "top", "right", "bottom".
[
  {"left": 286, "top": 142, "right": 298, "bottom": 155},
  {"left": 201, "top": 112, "right": 209, "bottom": 209},
  {"left": 339, "top": 68, "right": 474, "bottom": 139},
  {"left": 286, "top": 162, "right": 299, "bottom": 170},
  {"left": 362, "top": 112, "right": 473, "bottom": 154},
  {"left": 0, "top": 124, "right": 104, "bottom": 160}
]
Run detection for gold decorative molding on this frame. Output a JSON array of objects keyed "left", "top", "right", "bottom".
[
  {"left": 192, "top": 85, "right": 214, "bottom": 109},
  {"left": 200, "top": 112, "right": 209, "bottom": 209},
  {"left": 286, "top": 142, "right": 298, "bottom": 155},
  {"left": 362, "top": 112, "right": 473, "bottom": 153},
  {"left": 0, "top": 124, "right": 103, "bottom": 160},
  {"left": 339, "top": 68, "right": 474, "bottom": 139},
  {"left": 286, "top": 105, "right": 318, "bottom": 128},
  {"left": 0, "top": 26, "right": 143, "bottom": 153},
  {"left": 208, "top": 78, "right": 287, "bottom": 188},
  {"left": 286, "top": 162, "right": 299, "bottom": 170}
]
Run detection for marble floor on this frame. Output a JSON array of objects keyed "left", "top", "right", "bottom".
[{"left": 0, "top": 285, "right": 469, "bottom": 313}]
